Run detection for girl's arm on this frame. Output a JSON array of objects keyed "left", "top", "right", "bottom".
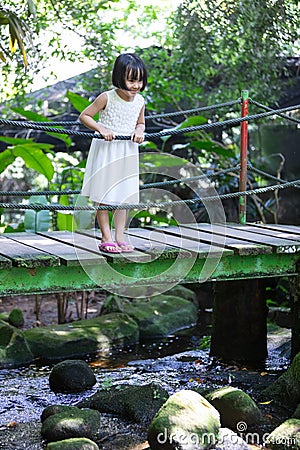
[
  {"left": 79, "top": 92, "right": 115, "bottom": 141},
  {"left": 131, "top": 105, "right": 145, "bottom": 144}
]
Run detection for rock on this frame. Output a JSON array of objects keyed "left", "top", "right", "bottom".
[
  {"left": 214, "top": 428, "right": 251, "bottom": 449},
  {"left": 45, "top": 437, "right": 100, "bottom": 449},
  {"left": 262, "top": 352, "right": 300, "bottom": 408},
  {"left": 77, "top": 382, "right": 169, "bottom": 427},
  {"left": 265, "top": 418, "right": 300, "bottom": 449},
  {"left": 41, "top": 408, "right": 101, "bottom": 442},
  {"left": 23, "top": 312, "right": 139, "bottom": 360},
  {"left": 122, "top": 295, "right": 198, "bottom": 339},
  {"left": 147, "top": 389, "right": 221, "bottom": 450},
  {"left": 292, "top": 404, "right": 300, "bottom": 419},
  {"left": 165, "top": 285, "right": 197, "bottom": 304},
  {"left": 0, "top": 320, "right": 33, "bottom": 368},
  {"left": 206, "top": 386, "right": 262, "bottom": 429},
  {"left": 8, "top": 308, "right": 24, "bottom": 328},
  {"left": 100, "top": 294, "right": 125, "bottom": 314},
  {"left": 42, "top": 405, "right": 82, "bottom": 422},
  {"left": 49, "top": 359, "right": 96, "bottom": 393}
]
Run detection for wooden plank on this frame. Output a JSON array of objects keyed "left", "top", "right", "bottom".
[
  {"left": 38, "top": 231, "right": 106, "bottom": 264},
  {"left": 228, "top": 224, "right": 300, "bottom": 242},
  {"left": 190, "top": 223, "right": 300, "bottom": 254},
  {"left": 125, "top": 227, "right": 233, "bottom": 258},
  {"left": 75, "top": 229, "right": 152, "bottom": 263},
  {"left": 150, "top": 225, "right": 272, "bottom": 256},
  {"left": 7, "top": 232, "right": 103, "bottom": 267},
  {"left": 73, "top": 230, "right": 152, "bottom": 263},
  {"left": 247, "top": 223, "right": 300, "bottom": 236},
  {"left": 0, "top": 234, "right": 59, "bottom": 268}
]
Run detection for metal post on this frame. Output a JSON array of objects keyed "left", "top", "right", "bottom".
[{"left": 239, "top": 90, "right": 249, "bottom": 224}]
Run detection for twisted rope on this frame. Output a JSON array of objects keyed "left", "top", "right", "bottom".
[
  {"left": 247, "top": 163, "right": 300, "bottom": 189},
  {"left": 1, "top": 103, "right": 299, "bottom": 140},
  {"left": 249, "top": 99, "right": 300, "bottom": 124},
  {"left": 2, "top": 99, "right": 241, "bottom": 127},
  {"left": 0, "top": 165, "right": 240, "bottom": 197},
  {"left": 0, "top": 179, "right": 298, "bottom": 211}
]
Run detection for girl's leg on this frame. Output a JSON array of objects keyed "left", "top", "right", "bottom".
[
  {"left": 114, "top": 209, "right": 134, "bottom": 251},
  {"left": 96, "top": 208, "right": 120, "bottom": 252}
]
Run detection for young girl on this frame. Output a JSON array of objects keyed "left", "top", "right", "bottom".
[{"left": 80, "top": 53, "right": 147, "bottom": 254}]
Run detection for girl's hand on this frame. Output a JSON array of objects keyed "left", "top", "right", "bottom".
[
  {"left": 131, "top": 128, "right": 144, "bottom": 144},
  {"left": 98, "top": 126, "right": 115, "bottom": 141}
]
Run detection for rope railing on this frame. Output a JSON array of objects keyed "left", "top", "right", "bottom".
[
  {"left": 247, "top": 163, "right": 300, "bottom": 189},
  {"left": 0, "top": 165, "right": 240, "bottom": 197},
  {"left": 0, "top": 102, "right": 299, "bottom": 141},
  {"left": 0, "top": 99, "right": 241, "bottom": 127},
  {"left": 0, "top": 179, "right": 298, "bottom": 212},
  {"left": 249, "top": 98, "right": 300, "bottom": 124}
]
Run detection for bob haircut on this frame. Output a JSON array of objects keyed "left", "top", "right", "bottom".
[{"left": 112, "top": 53, "right": 148, "bottom": 92}]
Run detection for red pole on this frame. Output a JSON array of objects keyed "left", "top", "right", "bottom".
[{"left": 239, "top": 90, "right": 249, "bottom": 224}]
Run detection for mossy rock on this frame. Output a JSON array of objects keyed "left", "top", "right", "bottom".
[
  {"left": 49, "top": 359, "right": 96, "bottom": 393},
  {"left": 77, "top": 382, "right": 168, "bottom": 427},
  {"left": 148, "top": 389, "right": 220, "bottom": 450},
  {"left": 46, "top": 438, "right": 99, "bottom": 450},
  {"left": 24, "top": 313, "right": 139, "bottom": 360},
  {"left": 41, "top": 405, "right": 82, "bottom": 423},
  {"left": 122, "top": 294, "right": 198, "bottom": 339},
  {"left": 265, "top": 418, "right": 300, "bottom": 449},
  {"left": 165, "top": 285, "right": 197, "bottom": 304},
  {"left": 8, "top": 308, "right": 24, "bottom": 328},
  {"left": 41, "top": 408, "right": 101, "bottom": 442},
  {"left": 0, "top": 320, "right": 33, "bottom": 368},
  {"left": 262, "top": 352, "right": 300, "bottom": 408},
  {"left": 206, "top": 386, "right": 262, "bottom": 428}
]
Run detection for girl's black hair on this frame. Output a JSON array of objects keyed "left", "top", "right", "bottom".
[{"left": 112, "top": 53, "right": 148, "bottom": 91}]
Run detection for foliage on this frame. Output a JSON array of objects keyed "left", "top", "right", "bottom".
[{"left": 169, "top": 0, "right": 300, "bottom": 105}]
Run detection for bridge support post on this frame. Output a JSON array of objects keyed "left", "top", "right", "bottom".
[
  {"left": 239, "top": 90, "right": 249, "bottom": 224},
  {"left": 290, "top": 273, "right": 300, "bottom": 359},
  {"left": 210, "top": 279, "right": 268, "bottom": 362}
]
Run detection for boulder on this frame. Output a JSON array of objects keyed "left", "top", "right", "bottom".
[
  {"left": 42, "top": 405, "right": 82, "bottom": 422},
  {"left": 8, "top": 308, "right": 24, "bottom": 328},
  {"left": 265, "top": 418, "right": 300, "bottom": 449},
  {"left": 41, "top": 408, "right": 101, "bottom": 442},
  {"left": 147, "top": 389, "right": 221, "bottom": 450},
  {"left": 45, "top": 437, "right": 100, "bottom": 450},
  {"left": 206, "top": 386, "right": 262, "bottom": 429},
  {"left": 215, "top": 428, "right": 251, "bottom": 449},
  {"left": 165, "top": 285, "right": 197, "bottom": 305},
  {"left": 77, "top": 382, "right": 168, "bottom": 426},
  {"left": 262, "top": 352, "right": 300, "bottom": 408},
  {"left": 23, "top": 313, "right": 139, "bottom": 360},
  {"left": 0, "top": 320, "right": 33, "bottom": 368},
  {"left": 122, "top": 295, "right": 198, "bottom": 339},
  {"left": 49, "top": 360, "right": 96, "bottom": 393}
]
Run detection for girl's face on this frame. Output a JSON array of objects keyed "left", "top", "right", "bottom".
[{"left": 117, "top": 69, "right": 143, "bottom": 101}]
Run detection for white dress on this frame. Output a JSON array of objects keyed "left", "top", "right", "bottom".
[{"left": 81, "top": 89, "right": 144, "bottom": 205}]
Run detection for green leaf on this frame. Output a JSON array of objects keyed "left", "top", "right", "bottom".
[
  {"left": 191, "top": 140, "right": 235, "bottom": 158},
  {"left": 13, "top": 144, "right": 54, "bottom": 181},
  {"left": 140, "top": 153, "right": 188, "bottom": 169},
  {"left": 0, "top": 136, "right": 34, "bottom": 145},
  {"left": 177, "top": 115, "right": 207, "bottom": 129},
  {"left": 12, "top": 107, "right": 72, "bottom": 148},
  {"left": 57, "top": 211, "right": 75, "bottom": 231},
  {"left": 0, "top": 149, "right": 15, "bottom": 173},
  {"left": 67, "top": 91, "right": 99, "bottom": 120}
]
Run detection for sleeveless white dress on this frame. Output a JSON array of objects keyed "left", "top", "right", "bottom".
[{"left": 81, "top": 89, "right": 144, "bottom": 205}]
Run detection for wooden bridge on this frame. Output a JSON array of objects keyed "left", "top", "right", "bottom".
[{"left": 0, "top": 221, "right": 299, "bottom": 361}]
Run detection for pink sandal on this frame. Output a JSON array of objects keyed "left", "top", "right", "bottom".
[
  {"left": 116, "top": 241, "right": 135, "bottom": 253},
  {"left": 98, "top": 242, "right": 121, "bottom": 254}
]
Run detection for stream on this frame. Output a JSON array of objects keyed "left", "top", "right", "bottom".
[{"left": 0, "top": 321, "right": 293, "bottom": 450}]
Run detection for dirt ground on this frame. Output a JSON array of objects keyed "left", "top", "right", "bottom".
[{"left": 0, "top": 290, "right": 107, "bottom": 329}]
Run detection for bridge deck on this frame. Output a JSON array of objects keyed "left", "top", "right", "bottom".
[{"left": 0, "top": 223, "right": 299, "bottom": 296}]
